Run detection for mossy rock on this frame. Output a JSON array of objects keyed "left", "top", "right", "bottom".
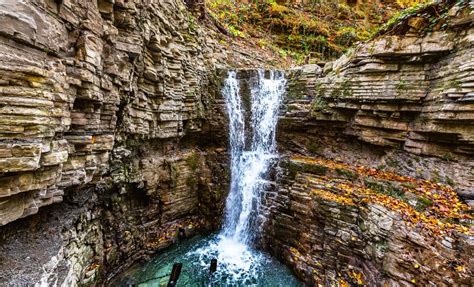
[
  {"left": 336, "top": 168, "right": 358, "bottom": 181},
  {"left": 284, "top": 160, "right": 329, "bottom": 179}
]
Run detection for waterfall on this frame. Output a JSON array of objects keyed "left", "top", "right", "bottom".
[
  {"left": 116, "top": 70, "right": 297, "bottom": 286},
  {"left": 188, "top": 70, "right": 287, "bottom": 284},
  {"left": 222, "top": 70, "right": 286, "bottom": 244}
]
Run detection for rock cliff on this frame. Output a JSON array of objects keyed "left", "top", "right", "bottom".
[
  {"left": 0, "top": 0, "right": 246, "bottom": 285},
  {"left": 281, "top": 2, "right": 474, "bottom": 202},
  {"left": 262, "top": 156, "right": 472, "bottom": 286},
  {"left": 0, "top": 0, "right": 247, "bottom": 226},
  {"left": 266, "top": 1, "right": 474, "bottom": 285},
  {"left": 0, "top": 0, "right": 473, "bottom": 286}
]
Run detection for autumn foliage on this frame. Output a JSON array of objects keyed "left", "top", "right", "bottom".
[
  {"left": 291, "top": 156, "right": 472, "bottom": 237},
  {"left": 206, "top": 0, "right": 431, "bottom": 64}
]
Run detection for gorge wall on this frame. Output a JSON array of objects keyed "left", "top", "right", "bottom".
[
  {"left": 262, "top": 2, "right": 473, "bottom": 286},
  {"left": 0, "top": 0, "right": 252, "bottom": 285}
]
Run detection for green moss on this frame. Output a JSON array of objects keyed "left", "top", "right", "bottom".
[
  {"left": 282, "top": 161, "right": 299, "bottom": 180},
  {"left": 443, "top": 79, "right": 462, "bottom": 92},
  {"left": 340, "top": 81, "right": 352, "bottom": 97},
  {"left": 186, "top": 152, "right": 201, "bottom": 170},
  {"left": 401, "top": 182, "right": 417, "bottom": 189},
  {"left": 330, "top": 87, "right": 342, "bottom": 98},
  {"left": 302, "top": 163, "right": 329, "bottom": 175},
  {"left": 315, "top": 82, "right": 327, "bottom": 98},
  {"left": 387, "top": 159, "right": 399, "bottom": 168},
  {"left": 169, "top": 163, "right": 180, "bottom": 188},
  {"left": 364, "top": 180, "right": 406, "bottom": 201},
  {"left": 441, "top": 153, "right": 453, "bottom": 161},
  {"left": 431, "top": 169, "right": 441, "bottom": 183},
  {"left": 186, "top": 175, "right": 197, "bottom": 188},
  {"left": 335, "top": 27, "right": 357, "bottom": 47},
  {"left": 287, "top": 105, "right": 298, "bottom": 112},
  {"left": 375, "top": 240, "right": 389, "bottom": 253},
  {"left": 415, "top": 196, "right": 433, "bottom": 212},
  {"left": 395, "top": 80, "right": 409, "bottom": 96},
  {"left": 306, "top": 142, "right": 320, "bottom": 154},
  {"left": 336, "top": 168, "right": 357, "bottom": 181},
  {"left": 445, "top": 176, "right": 455, "bottom": 187},
  {"left": 374, "top": 1, "right": 434, "bottom": 36},
  {"left": 328, "top": 81, "right": 352, "bottom": 98},
  {"left": 376, "top": 164, "right": 386, "bottom": 171},
  {"left": 311, "top": 97, "right": 328, "bottom": 111},
  {"left": 285, "top": 160, "right": 329, "bottom": 179}
]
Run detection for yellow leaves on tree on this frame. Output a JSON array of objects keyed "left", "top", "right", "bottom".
[{"left": 207, "top": 0, "right": 412, "bottom": 64}]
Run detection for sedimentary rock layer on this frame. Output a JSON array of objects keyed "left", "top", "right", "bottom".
[
  {"left": 281, "top": 5, "right": 474, "bottom": 200},
  {"left": 262, "top": 157, "right": 473, "bottom": 286},
  {"left": 271, "top": 3, "right": 474, "bottom": 286},
  {"left": 0, "top": 0, "right": 236, "bottom": 285},
  {"left": 0, "top": 0, "right": 251, "bottom": 226}
]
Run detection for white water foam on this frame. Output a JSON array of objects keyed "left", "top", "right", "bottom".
[{"left": 187, "top": 70, "right": 286, "bottom": 284}]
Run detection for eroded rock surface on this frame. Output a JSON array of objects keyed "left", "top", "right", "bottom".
[
  {"left": 270, "top": 2, "right": 474, "bottom": 286},
  {"left": 281, "top": 5, "right": 474, "bottom": 201},
  {"left": 0, "top": 0, "right": 242, "bottom": 226},
  {"left": 0, "top": 0, "right": 473, "bottom": 286},
  {"left": 262, "top": 157, "right": 473, "bottom": 286},
  {"left": 0, "top": 0, "right": 240, "bottom": 285}
]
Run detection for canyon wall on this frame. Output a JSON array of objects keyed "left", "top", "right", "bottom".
[
  {"left": 263, "top": 2, "right": 474, "bottom": 286},
  {"left": 281, "top": 8, "right": 474, "bottom": 202},
  {"left": 0, "top": 0, "right": 236, "bottom": 227},
  {"left": 263, "top": 156, "right": 473, "bottom": 286},
  {"left": 0, "top": 0, "right": 472, "bottom": 286},
  {"left": 0, "top": 0, "right": 249, "bottom": 285}
]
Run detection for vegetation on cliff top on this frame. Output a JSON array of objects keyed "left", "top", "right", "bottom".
[
  {"left": 375, "top": 0, "right": 472, "bottom": 37},
  {"left": 206, "top": 0, "right": 432, "bottom": 64}
]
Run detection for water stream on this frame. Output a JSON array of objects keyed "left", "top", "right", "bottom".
[
  {"left": 222, "top": 70, "right": 283, "bottom": 244},
  {"left": 113, "top": 70, "right": 300, "bottom": 286}
]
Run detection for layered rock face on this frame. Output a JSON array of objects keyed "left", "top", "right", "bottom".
[
  {"left": 0, "top": 0, "right": 238, "bottom": 285},
  {"left": 1, "top": 148, "right": 229, "bottom": 285},
  {"left": 264, "top": 2, "right": 474, "bottom": 286},
  {"left": 282, "top": 4, "right": 474, "bottom": 201},
  {"left": 262, "top": 157, "right": 472, "bottom": 286},
  {"left": 0, "top": 0, "right": 234, "bottom": 226},
  {"left": 1, "top": 0, "right": 473, "bottom": 286}
]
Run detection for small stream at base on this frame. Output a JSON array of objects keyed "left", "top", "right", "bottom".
[
  {"left": 113, "top": 233, "right": 302, "bottom": 286},
  {"left": 112, "top": 71, "right": 301, "bottom": 286}
]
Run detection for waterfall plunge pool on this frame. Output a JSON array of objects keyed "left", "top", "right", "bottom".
[
  {"left": 111, "top": 233, "right": 302, "bottom": 286},
  {"left": 112, "top": 71, "right": 299, "bottom": 286}
]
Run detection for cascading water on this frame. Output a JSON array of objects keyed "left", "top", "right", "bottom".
[
  {"left": 222, "top": 70, "right": 284, "bottom": 244},
  {"left": 187, "top": 70, "right": 289, "bottom": 284},
  {"left": 113, "top": 70, "right": 301, "bottom": 287}
]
